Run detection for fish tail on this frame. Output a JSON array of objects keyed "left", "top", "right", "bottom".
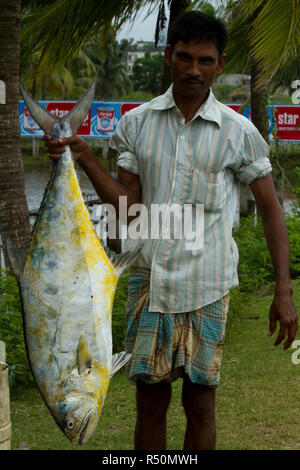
[{"left": 20, "top": 77, "right": 97, "bottom": 137}]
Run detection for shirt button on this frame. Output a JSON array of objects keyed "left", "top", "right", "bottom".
[{"left": 180, "top": 135, "right": 185, "bottom": 140}]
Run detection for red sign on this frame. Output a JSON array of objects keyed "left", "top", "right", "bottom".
[
  {"left": 120, "top": 102, "right": 143, "bottom": 116},
  {"left": 273, "top": 105, "right": 300, "bottom": 141},
  {"left": 46, "top": 102, "right": 91, "bottom": 135},
  {"left": 226, "top": 104, "right": 243, "bottom": 113}
]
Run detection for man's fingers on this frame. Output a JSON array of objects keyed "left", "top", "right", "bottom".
[
  {"left": 273, "top": 325, "right": 287, "bottom": 347},
  {"left": 283, "top": 321, "right": 298, "bottom": 350},
  {"left": 45, "top": 138, "right": 66, "bottom": 154},
  {"left": 268, "top": 315, "right": 277, "bottom": 336}
]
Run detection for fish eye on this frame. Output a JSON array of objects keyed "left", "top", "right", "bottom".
[{"left": 66, "top": 418, "right": 76, "bottom": 429}]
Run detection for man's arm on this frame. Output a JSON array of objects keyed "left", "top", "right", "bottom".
[
  {"left": 44, "top": 134, "right": 142, "bottom": 222},
  {"left": 249, "top": 174, "right": 298, "bottom": 350}
]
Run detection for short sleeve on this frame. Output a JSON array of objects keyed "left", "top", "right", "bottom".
[
  {"left": 110, "top": 113, "right": 139, "bottom": 175},
  {"left": 235, "top": 124, "right": 272, "bottom": 184}
]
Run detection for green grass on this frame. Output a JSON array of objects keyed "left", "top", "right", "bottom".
[{"left": 9, "top": 279, "right": 300, "bottom": 450}]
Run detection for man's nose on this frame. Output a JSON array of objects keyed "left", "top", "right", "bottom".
[{"left": 186, "top": 60, "right": 201, "bottom": 77}]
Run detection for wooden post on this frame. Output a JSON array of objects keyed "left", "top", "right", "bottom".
[{"left": 0, "top": 341, "right": 11, "bottom": 450}]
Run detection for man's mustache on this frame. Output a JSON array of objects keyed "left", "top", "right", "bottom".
[{"left": 181, "top": 78, "right": 204, "bottom": 84}]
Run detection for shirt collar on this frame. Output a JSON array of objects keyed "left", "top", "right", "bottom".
[{"left": 148, "top": 84, "right": 221, "bottom": 127}]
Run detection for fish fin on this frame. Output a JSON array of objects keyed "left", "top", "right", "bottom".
[
  {"left": 5, "top": 236, "right": 27, "bottom": 280},
  {"left": 111, "top": 351, "right": 131, "bottom": 377},
  {"left": 20, "top": 82, "right": 60, "bottom": 135},
  {"left": 77, "top": 336, "right": 93, "bottom": 375},
  {"left": 62, "top": 76, "right": 97, "bottom": 135},
  {"left": 102, "top": 242, "right": 143, "bottom": 277}
]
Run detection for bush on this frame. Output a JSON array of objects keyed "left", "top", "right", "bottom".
[
  {"left": 285, "top": 210, "right": 300, "bottom": 278},
  {"left": 233, "top": 210, "right": 300, "bottom": 295},
  {"left": 233, "top": 216, "right": 273, "bottom": 293},
  {"left": 226, "top": 209, "right": 300, "bottom": 328},
  {"left": 0, "top": 269, "right": 32, "bottom": 387},
  {"left": 214, "top": 83, "right": 238, "bottom": 102}
]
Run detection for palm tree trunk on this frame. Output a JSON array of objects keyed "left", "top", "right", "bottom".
[
  {"left": 0, "top": 0, "right": 31, "bottom": 271},
  {"left": 250, "top": 55, "right": 269, "bottom": 143},
  {"left": 249, "top": 1, "right": 269, "bottom": 143},
  {"left": 160, "top": 0, "right": 191, "bottom": 94}
]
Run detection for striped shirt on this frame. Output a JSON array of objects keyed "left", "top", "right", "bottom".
[{"left": 110, "top": 85, "right": 272, "bottom": 313}]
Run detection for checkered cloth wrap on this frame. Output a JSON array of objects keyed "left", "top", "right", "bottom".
[{"left": 125, "top": 267, "right": 230, "bottom": 388}]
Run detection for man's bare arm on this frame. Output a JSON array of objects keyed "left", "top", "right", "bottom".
[{"left": 250, "top": 174, "right": 298, "bottom": 349}]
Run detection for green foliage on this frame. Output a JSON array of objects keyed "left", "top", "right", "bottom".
[
  {"left": 132, "top": 52, "right": 164, "bottom": 96},
  {"left": 294, "top": 167, "right": 300, "bottom": 199},
  {"left": 233, "top": 216, "right": 274, "bottom": 294},
  {"left": 117, "top": 91, "right": 154, "bottom": 102},
  {"left": 232, "top": 210, "right": 300, "bottom": 294},
  {"left": 0, "top": 270, "right": 32, "bottom": 387},
  {"left": 85, "top": 35, "right": 133, "bottom": 100},
  {"left": 285, "top": 210, "right": 300, "bottom": 277},
  {"left": 227, "top": 209, "right": 300, "bottom": 326},
  {"left": 213, "top": 83, "right": 238, "bottom": 102},
  {"left": 112, "top": 271, "right": 129, "bottom": 353}
]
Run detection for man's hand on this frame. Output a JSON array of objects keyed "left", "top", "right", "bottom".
[
  {"left": 44, "top": 133, "right": 95, "bottom": 166},
  {"left": 268, "top": 289, "right": 298, "bottom": 350}
]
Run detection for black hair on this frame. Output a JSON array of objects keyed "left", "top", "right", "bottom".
[{"left": 169, "top": 10, "right": 228, "bottom": 55}]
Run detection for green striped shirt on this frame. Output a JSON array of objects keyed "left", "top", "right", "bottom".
[{"left": 110, "top": 85, "right": 272, "bottom": 313}]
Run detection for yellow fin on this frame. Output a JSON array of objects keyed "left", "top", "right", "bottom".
[{"left": 77, "top": 335, "right": 92, "bottom": 375}]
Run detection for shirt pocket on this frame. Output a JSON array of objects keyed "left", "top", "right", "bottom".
[{"left": 178, "top": 165, "right": 226, "bottom": 212}]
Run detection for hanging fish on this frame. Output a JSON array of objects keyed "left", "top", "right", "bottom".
[{"left": 8, "top": 79, "right": 140, "bottom": 445}]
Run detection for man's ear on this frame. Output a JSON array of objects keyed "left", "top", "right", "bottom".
[
  {"left": 217, "top": 53, "right": 226, "bottom": 75},
  {"left": 164, "top": 44, "right": 172, "bottom": 66}
]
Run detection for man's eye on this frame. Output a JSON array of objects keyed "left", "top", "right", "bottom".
[
  {"left": 178, "top": 54, "right": 190, "bottom": 61},
  {"left": 200, "top": 58, "right": 215, "bottom": 65}
]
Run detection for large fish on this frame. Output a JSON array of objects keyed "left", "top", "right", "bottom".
[{"left": 8, "top": 79, "right": 140, "bottom": 445}]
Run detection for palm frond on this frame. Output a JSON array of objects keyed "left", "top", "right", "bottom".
[
  {"left": 242, "top": 0, "right": 300, "bottom": 82},
  {"left": 21, "top": 0, "right": 158, "bottom": 70},
  {"left": 223, "top": 7, "right": 250, "bottom": 74}
]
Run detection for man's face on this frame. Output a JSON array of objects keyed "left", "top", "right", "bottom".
[{"left": 165, "top": 39, "right": 226, "bottom": 99}]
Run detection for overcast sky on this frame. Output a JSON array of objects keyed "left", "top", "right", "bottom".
[
  {"left": 116, "top": 7, "right": 162, "bottom": 43},
  {"left": 116, "top": 1, "right": 223, "bottom": 43}
]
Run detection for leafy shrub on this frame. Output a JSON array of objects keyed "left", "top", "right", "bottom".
[
  {"left": 285, "top": 210, "right": 300, "bottom": 278},
  {"left": 233, "top": 210, "right": 300, "bottom": 295},
  {"left": 294, "top": 167, "right": 300, "bottom": 199},
  {"left": 0, "top": 269, "right": 32, "bottom": 387},
  {"left": 214, "top": 83, "right": 238, "bottom": 102},
  {"left": 233, "top": 216, "right": 274, "bottom": 293}
]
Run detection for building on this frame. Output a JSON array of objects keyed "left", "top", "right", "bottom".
[
  {"left": 126, "top": 41, "right": 165, "bottom": 74},
  {"left": 215, "top": 73, "right": 250, "bottom": 87}
]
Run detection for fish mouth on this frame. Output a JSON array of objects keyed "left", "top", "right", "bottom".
[{"left": 79, "top": 414, "right": 91, "bottom": 445}]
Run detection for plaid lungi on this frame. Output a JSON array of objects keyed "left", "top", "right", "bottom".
[{"left": 125, "top": 267, "right": 230, "bottom": 388}]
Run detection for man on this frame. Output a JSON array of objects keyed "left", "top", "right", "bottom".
[{"left": 45, "top": 11, "right": 298, "bottom": 450}]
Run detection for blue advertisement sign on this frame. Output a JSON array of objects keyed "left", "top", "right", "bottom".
[{"left": 19, "top": 100, "right": 300, "bottom": 142}]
